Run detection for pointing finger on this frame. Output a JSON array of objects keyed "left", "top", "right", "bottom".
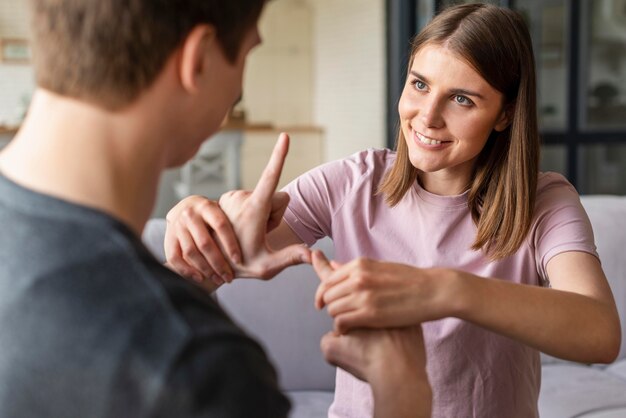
[{"left": 250, "top": 133, "right": 289, "bottom": 205}]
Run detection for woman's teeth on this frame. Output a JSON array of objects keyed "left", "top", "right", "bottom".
[{"left": 416, "top": 132, "right": 442, "bottom": 145}]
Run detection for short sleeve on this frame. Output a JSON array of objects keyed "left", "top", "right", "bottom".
[
  {"left": 151, "top": 334, "right": 290, "bottom": 418},
  {"left": 533, "top": 172, "right": 599, "bottom": 284},
  {"left": 281, "top": 150, "right": 376, "bottom": 246}
]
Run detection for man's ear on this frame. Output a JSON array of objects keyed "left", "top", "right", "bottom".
[
  {"left": 179, "top": 24, "right": 217, "bottom": 94},
  {"left": 494, "top": 103, "right": 514, "bottom": 132}
]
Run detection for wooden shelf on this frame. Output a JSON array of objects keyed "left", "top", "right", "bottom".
[
  {"left": 0, "top": 126, "right": 18, "bottom": 135},
  {"left": 222, "top": 120, "right": 323, "bottom": 134}
]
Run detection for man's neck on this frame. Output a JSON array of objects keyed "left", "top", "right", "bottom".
[{"left": 0, "top": 90, "right": 170, "bottom": 235}]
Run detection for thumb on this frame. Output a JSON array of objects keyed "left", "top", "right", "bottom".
[
  {"left": 311, "top": 250, "right": 335, "bottom": 281},
  {"left": 267, "top": 192, "right": 290, "bottom": 232},
  {"left": 260, "top": 244, "right": 311, "bottom": 279},
  {"left": 312, "top": 250, "right": 337, "bottom": 310}
]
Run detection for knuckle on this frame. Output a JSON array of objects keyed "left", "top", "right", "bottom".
[
  {"left": 354, "top": 274, "right": 368, "bottom": 289},
  {"left": 166, "top": 249, "right": 183, "bottom": 265},
  {"left": 180, "top": 244, "right": 196, "bottom": 259},
  {"left": 195, "top": 236, "right": 215, "bottom": 253},
  {"left": 179, "top": 207, "right": 197, "bottom": 222},
  {"left": 363, "top": 289, "right": 375, "bottom": 303},
  {"left": 211, "top": 216, "right": 228, "bottom": 230},
  {"left": 197, "top": 199, "right": 216, "bottom": 212},
  {"left": 355, "top": 257, "right": 369, "bottom": 269},
  {"left": 335, "top": 317, "right": 347, "bottom": 333},
  {"left": 255, "top": 261, "right": 274, "bottom": 280}
]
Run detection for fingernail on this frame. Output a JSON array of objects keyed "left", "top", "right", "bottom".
[
  {"left": 231, "top": 254, "right": 241, "bottom": 264},
  {"left": 211, "top": 274, "right": 224, "bottom": 286}
]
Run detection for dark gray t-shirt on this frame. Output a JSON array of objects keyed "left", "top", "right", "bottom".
[{"left": 0, "top": 174, "right": 290, "bottom": 417}]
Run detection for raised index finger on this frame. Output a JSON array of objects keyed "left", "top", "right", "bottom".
[{"left": 250, "top": 132, "right": 290, "bottom": 204}]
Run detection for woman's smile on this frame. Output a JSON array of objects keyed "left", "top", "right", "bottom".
[{"left": 413, "top": 130, "right": 451, "bottom": 148}]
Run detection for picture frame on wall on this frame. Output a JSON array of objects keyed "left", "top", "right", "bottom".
[{"left": 0, "top": 38, "right": 31, "bottom": 64}]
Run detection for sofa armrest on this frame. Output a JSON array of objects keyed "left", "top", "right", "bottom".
[{"left": 143, "top": 218, "right": 167, "bottom": 263}]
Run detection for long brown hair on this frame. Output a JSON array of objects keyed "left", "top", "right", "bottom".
[{"left": 378, "top": 3, "right": 539, "bottom": 260}]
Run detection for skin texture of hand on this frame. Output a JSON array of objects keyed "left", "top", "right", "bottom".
[
  {"left": 312, "top": 251, "right": 459, "bottom": 334},
  {"left": 165, "top": 133, "right": 311, "bottom": 286},
  {"left": 165, "top": 195, "right": 241, "bottom": 286},
  {"left": 321, "top": 328, "right": 432, "bottom": 418},
  {"left": 314, "top": 251, "right": 432, "bottom": 418}
]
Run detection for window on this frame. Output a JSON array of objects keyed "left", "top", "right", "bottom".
[{"left": 386, "top": 0, "right": 626, "bottom": 194}]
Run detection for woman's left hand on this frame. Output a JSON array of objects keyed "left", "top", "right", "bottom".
[{"left": 312, "top": 251, "right": 460, "bottom": 334}]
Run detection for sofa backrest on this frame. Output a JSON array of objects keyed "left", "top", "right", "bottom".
[{"left": 580, "top": 195, "right": 626, "bottom": 363}]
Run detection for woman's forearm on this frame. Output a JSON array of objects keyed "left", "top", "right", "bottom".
[
  {"left": 371, "top": 369, "right": 432, "bottom": 418},
  {"left": 452, "top": 270, "right": 621, "bottom": 363}
]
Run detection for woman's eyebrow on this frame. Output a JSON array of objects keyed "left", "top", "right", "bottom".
[{"left": 409, "top": 70, "right": 486, "bottom": 100}]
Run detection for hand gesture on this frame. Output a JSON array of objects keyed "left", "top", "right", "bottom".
[
  {"left": 218, "top": 133, "right": 311, "bottom": 279},
  {"left": 165, "top": 195, "right": 241, "bottom": 285},
  {"left": 164, "top": 133, "right": 310, "bottom": 285},
  {"left": 314, "top": 251, "right": 431, "bottom": 418},
  {"left": 312, "top": 250, "right": 453, "bottom": 334}
]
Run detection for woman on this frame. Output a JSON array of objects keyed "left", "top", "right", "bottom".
[{"left": 164, "top": 4, "right": 621, "bottom": 417}]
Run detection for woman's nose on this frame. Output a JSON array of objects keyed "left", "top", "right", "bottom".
[{"left": 420, "top": 97, "right": 445, "bottom": 129}]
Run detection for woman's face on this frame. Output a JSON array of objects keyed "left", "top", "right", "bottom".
[{"left": 398, "top": 44, "right": 510, "bottom": 193}]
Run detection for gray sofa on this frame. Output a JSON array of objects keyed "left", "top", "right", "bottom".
[{"left": 142, "top": 194, "right": 626, "bottom": 418}]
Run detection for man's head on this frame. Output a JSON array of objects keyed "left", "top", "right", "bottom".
[{"left": 28, "top": 0, "right": 266, "bottom": 110}]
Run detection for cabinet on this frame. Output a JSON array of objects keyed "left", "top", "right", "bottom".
[{"left": 152, "top": 126, "right": 324, "bottom": 218}]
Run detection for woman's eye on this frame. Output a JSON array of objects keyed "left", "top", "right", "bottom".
[
  {"left": 455, "top": 95, "right": 473, "bottom": 106},
  {"left": 412, "top": 80, "right": 427, "bottom": 91}
]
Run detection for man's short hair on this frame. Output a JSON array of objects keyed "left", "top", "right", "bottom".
[{"left": 28, "top": 0, "right": 266, "bottom": 109}]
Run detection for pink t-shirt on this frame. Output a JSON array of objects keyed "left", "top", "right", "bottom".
[{"left": 282, "top": 149, "right": 598, "bottom": 418}]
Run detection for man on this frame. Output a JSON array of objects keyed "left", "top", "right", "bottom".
[{"left": 0, "top": 0, "right": 430, "bottom": 417}]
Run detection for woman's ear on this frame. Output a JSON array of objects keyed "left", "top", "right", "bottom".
[
  {"left": 179, "top": 24, "right": 217, "bottom": 94},
  {"left": 494, "top": 103, "right": 514, "bottom": 132}
]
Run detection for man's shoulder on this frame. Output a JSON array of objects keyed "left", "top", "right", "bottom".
[{"left": 0, "top": 222, "right": 283, "bottom": 416}]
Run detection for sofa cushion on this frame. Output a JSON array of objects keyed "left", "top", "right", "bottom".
[
  {"left": 606, "top": 358, "right": 626, "bottom": 380},
  {"left": 538, "top": 363, "right": 626, "bottom": 418},
  {"left": 286, "top": 391, "right": 334, "bottom": 418},
  {"left": 577, "top": 408, "right": 626, "bottom": 418}
]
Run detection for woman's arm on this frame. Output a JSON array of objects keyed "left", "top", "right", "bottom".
[
  {"left": 457, "top": 251, "right": 620, "bottom": 363},
  {"left": 315, "top": 251, "right": 621, "bottom": 364}
]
